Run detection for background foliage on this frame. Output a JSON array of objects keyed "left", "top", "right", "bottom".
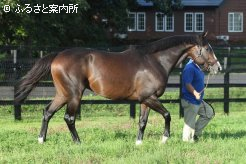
[{"left": 0, "top": 0, "right": 180, "bottom": 47}]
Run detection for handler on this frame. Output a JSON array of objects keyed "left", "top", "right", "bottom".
[{"left": 181, "top": 59, "right": 214, "bottom": 142}]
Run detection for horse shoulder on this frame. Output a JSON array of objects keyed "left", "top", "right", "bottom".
[{"left": 133, "top": 60, "right": 168, "bottom": 100}]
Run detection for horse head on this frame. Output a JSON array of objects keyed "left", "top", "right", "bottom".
[{"left": 187, "top": 32, "right": 222, "bottom": 74}]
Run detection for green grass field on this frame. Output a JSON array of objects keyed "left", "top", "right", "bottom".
[{"left": 1, "top": 89, "right": 246, "bottom": 163}]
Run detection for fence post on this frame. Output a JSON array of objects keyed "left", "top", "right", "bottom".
[
  {"left": 14, "top": 86, "right": 22, "bottom": 120},
  {"left": 179, "top": 69, "right": 184, "bottom": 118},
  {"left": 40, "top": 50, "right": 43, "bottom": 58},
  {"left": 130, "top": 102, "right": 136, "bottom": 119},
  {"left": 12, "top": 49, "right": 22, "bottom": 120},
  {"left": 224, "top": 47, "right": 230, "bottom": 115}
]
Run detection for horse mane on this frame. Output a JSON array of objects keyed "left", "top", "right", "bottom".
[{"left": 132, "top": 34, "right": 207, "bottom": 55}]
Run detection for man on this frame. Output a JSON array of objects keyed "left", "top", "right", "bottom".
[{"left": 181, "top": 59, "right": 214, "bottom": 142}]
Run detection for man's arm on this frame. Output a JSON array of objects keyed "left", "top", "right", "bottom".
[{"left": 185, "top": 83, "right": 201, "bottom": 100}]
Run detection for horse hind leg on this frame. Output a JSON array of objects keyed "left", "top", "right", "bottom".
[
  {"left": 64, "top": 96, "right": 82, "bottom": 143},
  {"left": 136, "top": 104, "right": 150, "bottom": 145},
  {"left": 38, "top": 95, "right": 66, "bottom": 143}
]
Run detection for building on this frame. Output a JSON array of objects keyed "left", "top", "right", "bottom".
[{"left": 127, "top": 0, "right": 246, "bottom": 44}]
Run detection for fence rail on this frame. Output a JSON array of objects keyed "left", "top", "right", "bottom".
[{"left": 1, "top": 46, "right": 246, "bottom": 120}]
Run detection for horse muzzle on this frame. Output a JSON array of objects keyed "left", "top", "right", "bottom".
[{"left": 208, "top": 61, "right": 222, "bottom": 74}]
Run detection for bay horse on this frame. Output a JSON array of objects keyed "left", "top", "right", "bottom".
[{"left": 14, "top": 32, "right": 222, "bottom": 144}]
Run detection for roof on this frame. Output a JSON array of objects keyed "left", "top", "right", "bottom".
[
  {"left": 137, "top": 0, "right": 153, "bottom": 6},
  {"left": 137, "top": 0, "right": 224, "bottom": 7},
  {"left": 182, "top": 0, "right": 224, "bottom": 6}
]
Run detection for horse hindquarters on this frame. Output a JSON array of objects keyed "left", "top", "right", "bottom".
[{"left": 49, "top": 58, "right": 85, "bottom": 143}]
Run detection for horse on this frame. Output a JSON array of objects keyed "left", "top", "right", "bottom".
[{"left": 14, "top": 32, "right": 222, "bottom": 145}]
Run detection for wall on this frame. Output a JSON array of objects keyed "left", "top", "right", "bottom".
[
  {"left": 127, "top": 8, "right": 218, "bottom": 42},
  {"left": 127, "top": 0, "right": 246, "bottom": 43},
  {"left": 216, "top": 0, "right": 246, "bottom": 42}
]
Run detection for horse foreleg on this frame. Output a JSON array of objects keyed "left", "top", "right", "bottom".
[
  {"left": 136, "top": 104, "right": 150, "bottom": 145},
  {"left": 143, "top": 95, "right": 171, "bottom": 144},
  {"left": 64, "top": 98, "right": 81, "bottom": 144},
  {"left": 38, "top": 96, "right": 65, "bottom": 143}
]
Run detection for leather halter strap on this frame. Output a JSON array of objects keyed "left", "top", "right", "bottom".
[{"left": 192, "top": 47, "right": 218, "bottom": 67}]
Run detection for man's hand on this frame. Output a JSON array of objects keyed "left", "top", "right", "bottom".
[
  {"left": 185, "top": 83, "right": 201, "bottom": 100},
  {"left": 193, "top": 90, "right": 201, "bottom": 100}
]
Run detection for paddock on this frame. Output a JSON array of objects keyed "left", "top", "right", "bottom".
[
  {"left": 0, "top": 45, "right": 246, "bottom": 163},
  {"left": 0, "top": 100, "right": 246, "bottom": 163}
]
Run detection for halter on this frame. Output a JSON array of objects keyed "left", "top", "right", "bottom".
[
  {"left": 192, "top": 46, "right": 203, "bottom": 62},
  {"left": 192, "top": 45, "right": 218, "bottom": 70}
]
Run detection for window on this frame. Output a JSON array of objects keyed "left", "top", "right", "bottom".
[
  {"left": 155, "top": 12, "right": 174, "bottom": 32},
  {"left": 165, "top": 15, "right": 174, "bottom": 32},
  {"left": 155, "top": 13, "right": 165, "bottom": 31},
  {"left": 137, "top": 12, "right": 146, "bottom": 31},
  {"left": 185, "top": 13, "right": 193, "bottom": 32},
  {"left": 128, "top": 12, "right": 136, "bottom": 31},
  {"left": 184, "top": 12, "right": 204, "bottom": 32},
  {"left": 128, "top": 12, "right": 146, "bottom": 31},
  {"left": 195, "top": 13, "right": 204, "bottom": 32},
  {"left": 228, "top": 12, "right": 243, "bottom": 32}
]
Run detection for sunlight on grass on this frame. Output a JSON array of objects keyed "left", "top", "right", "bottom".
[
  {"left": 1, "top": 110, "right": 246, "bottom": 163},
  {"left": 1, "top": 90, "right": 246, "bottom": 163}
]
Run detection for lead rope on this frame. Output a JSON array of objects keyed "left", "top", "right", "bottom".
[
  {"left": 200, "top": 73, "right": 216, "bottom": 118},
  {"left": 193, "top": 61, "right": 211, "bottom": 94},
  {"left": 194, "top": 61, "right": 214, "bottom": 118},
  {"left": 199, "top": 73, "right": 210, "bottom": 94}
]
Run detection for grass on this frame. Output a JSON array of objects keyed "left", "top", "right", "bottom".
[
  {"left": 1, "top": 90, "right": 246, "bottom": 163},
  {"left": 1, "top": 106, "right": 246, "bottom": 163}
]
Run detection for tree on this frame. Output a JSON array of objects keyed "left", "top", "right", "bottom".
[
  {"left": 0, "top": 0, "right": 23, "bottom": 45},
  {"left": 0, "top": 0, "right": 90, "bottom": 46},
  {"left": 0, "top": 0, "right": 181, "bottom": 47},
  {"left": 148, "top": 0, "right": 182, "bottom": 15}
]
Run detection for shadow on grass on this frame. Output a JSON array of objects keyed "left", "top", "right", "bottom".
[{"left": 204, "top": 130, "right": 246, "bottom": 139}]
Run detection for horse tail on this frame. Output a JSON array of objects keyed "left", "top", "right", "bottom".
[{"left": 14, "top": 53, "right": 58, "bottom": 105}]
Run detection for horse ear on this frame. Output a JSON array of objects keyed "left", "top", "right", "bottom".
[{"left": 202, "top": 31, "right": 208, "bottom": 38}]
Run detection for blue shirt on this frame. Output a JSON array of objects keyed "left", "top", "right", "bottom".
[{"left": 182, "top": 60, "right": 204, "bottom": 105}]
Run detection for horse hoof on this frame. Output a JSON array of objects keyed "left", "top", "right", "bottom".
[
  {"left": 135, "top": 140, "right": 143, "bottom": 145},
  {"left": 161, "top": 136, "right": 168, "bottom": 144},
  {"left": 38, "top": 137, "right": 44, "bottom": 144},
  {"left": 74, "top": 141, "right": 81, "bottom": 145}
]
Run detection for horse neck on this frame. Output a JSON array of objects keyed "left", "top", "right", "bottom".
[{"left": 152, "top": 44, "right": 192, "bottom": 75}]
